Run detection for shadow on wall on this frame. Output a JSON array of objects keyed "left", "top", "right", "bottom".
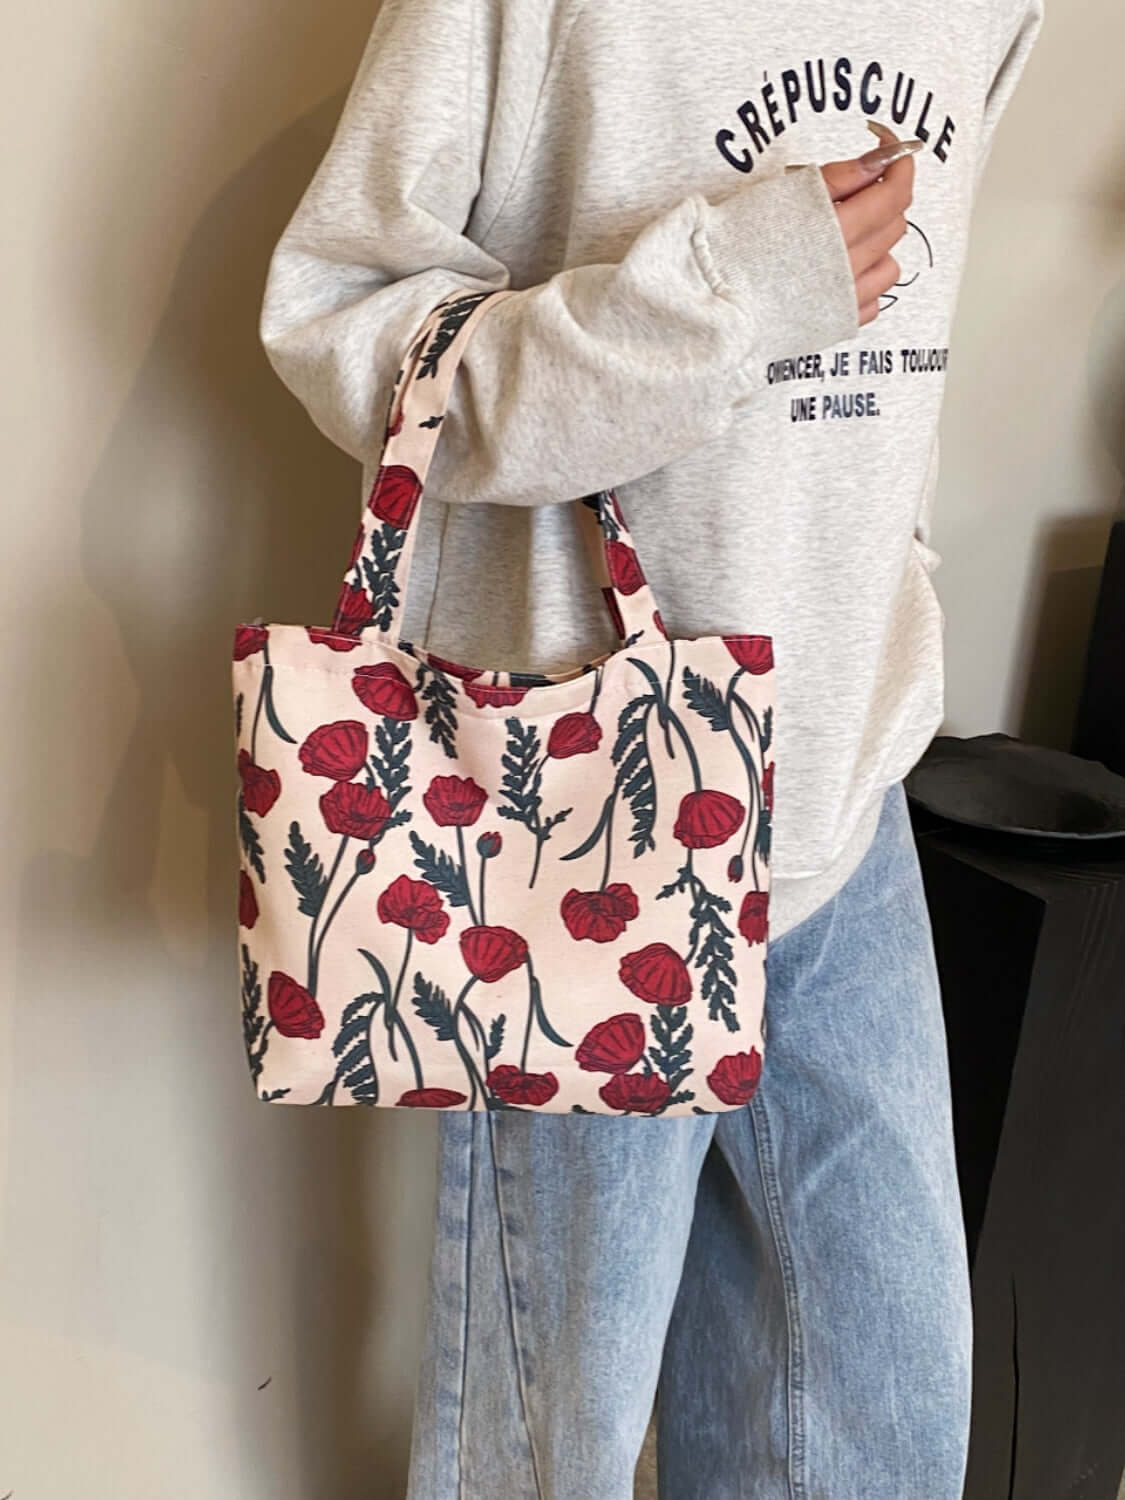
[
  {"left": 1013, "top": 514, "right": 1114, "bottom": 750},
  {"left": 1009, "top": 273, "right": 1125, "bottom": 750},
  {"left": 9, "top": 93, "right": 433, "bottom": 1497}
]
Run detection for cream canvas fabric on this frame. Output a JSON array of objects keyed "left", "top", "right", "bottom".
[{"left": 232, "top": 289, "right": 774, "bottom": 1116}]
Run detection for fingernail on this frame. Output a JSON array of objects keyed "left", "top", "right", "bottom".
[
  {"left": 858, "top": 138, "right": 924, "bottom": 172},
  {"left": 867, "top": 119, "right": 900, "bottom": 145}
]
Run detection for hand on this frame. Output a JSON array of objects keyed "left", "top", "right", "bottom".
[{"left": 818, "top": 127, "right": 922, "bottom": 327}]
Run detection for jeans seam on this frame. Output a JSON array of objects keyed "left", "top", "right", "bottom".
[
  {"left": 454, "top": 1122, "right": 476, "bottom": 1500},
  {"left": 487, "top": 1113, "right": 547, "bottom": 1500},
  {"left": 749, "top": 1094, "right": 808, "bottom": 1500}
]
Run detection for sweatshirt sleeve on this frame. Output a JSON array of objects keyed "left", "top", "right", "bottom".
[
  {"left": 259, "top": 0, "right": 860, "bottom": 509},
  {"left": 972, "top": 0, "right": 1045, "bottom": 196}
]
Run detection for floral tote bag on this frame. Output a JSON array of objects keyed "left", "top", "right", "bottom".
[{"left": 232, "top": 287, "right": 775, "bottom": 1116}]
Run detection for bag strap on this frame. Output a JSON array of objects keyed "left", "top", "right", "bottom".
[{"left": 330, "top": 287, "right": 664, "bottom": 649}]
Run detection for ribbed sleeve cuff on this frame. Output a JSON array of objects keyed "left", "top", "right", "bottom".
[{"left": 693, "top": 164, "right": 860, "bottom": 363}]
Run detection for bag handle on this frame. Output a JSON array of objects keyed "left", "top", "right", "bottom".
[{"left": 329, "top": 287, "right": 665, "bottom": 649}]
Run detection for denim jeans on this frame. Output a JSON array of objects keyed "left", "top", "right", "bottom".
[{"left": 405, "top": 779, "right": 973, "bottom": 1499}]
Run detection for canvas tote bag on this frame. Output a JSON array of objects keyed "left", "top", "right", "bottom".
[{"left": 232, "top": 287, "right": 775, "bottom": 1116}]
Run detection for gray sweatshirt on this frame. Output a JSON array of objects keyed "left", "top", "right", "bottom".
[{"left": 259, "top": 0, "right": 1044, "bottom": 941}]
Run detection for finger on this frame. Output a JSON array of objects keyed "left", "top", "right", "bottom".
[
  {"left": 848, "top": 209, "right": 908, "bottom": 279},
  {"left": 858, "top": 298, "right": 881, "bottom": 327},
  {"left": 820, "top": 139, "right": 917, "bottom": 201},
  {"left": 855, "top": 253, "right": 901, "bottom": 309},
  {"left": 835, "top": 150, "right": 916, "bottom": 244},
  {"left": 819, "top": 155, "right": 889, "bottom": 203}
]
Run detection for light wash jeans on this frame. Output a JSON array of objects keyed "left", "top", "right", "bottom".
[{"left": 405, "top": 779, "right": 973, "bottom": 1499}]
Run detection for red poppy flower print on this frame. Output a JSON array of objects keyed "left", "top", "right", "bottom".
[
  {"left": 575, "top": 1013, "right": 646, "bottom": 1074},
  {"left": 385, "top": 407, "right": 403, "bottom": 440},
  {"left": 377, "top": 875, "right": 449, "bottom": 944},
  {"left": 238, "top": 870, "right": 259, "bottom": 929},
  {"left": 601, "top": 587, "right": 626, "bottom": 640},
  {"left": 486, "top": 1065, "right": 560, "bottom": 1107},
  {"left": 319, "top": 780, "right": 392, "bottom": 840},
  {"left": 546, "top": 712, "right": 602, "bottom": 759},
  {"left": 460, "top": 925, "right": 529, "bottom": 982},
  {"left": 335, "top": 583, "right": 374, "bottom": 637},
  {"left": 652, "top": 609, "right": 668, "bottom": 639},
  {"left": 738, "top": 890, "right": 769, "bottom": 946},
  {"left": 423, "top": 774, "right": 487, "bottom": 827},
  {"left": 306, "top": 626, "right": 363, "bottom": 652},
  {"left": 560, "top": 884, "right": 639, "bottom": 943},
  {"left": 599, "top": 1071, "right": 670, "bottom": 1115},
  {"left": 396, "top": 1087, "right": 467, "bottom": 1108},
  {"left": 233, "top": 624, "right": 268, "bottom": 661},
  {"left": 618, "top": 944, "right": 691, "bottom": 1006},
  {"left": 762, "top": 760, "right": 775, "bottom": 813},
  {"left": 368, "top": 463, "right": 423, "bottom": 530},
  {"left": 477, "top": 831, "right": 502, "bottom": 858},
  {"left": 237, "top": 749, "right": 281, "bottom": 816},
  {"left": 606, "top": 541, "right": 645, "bottom": 595},
  {"left": 268, "top": 971, "right": 325, "bottom": 1039},
  {"left": 298, "top": 720, "right": 369, "bottom": 781},
  {"left": 707, "top": 1048, "right": 763, "bottom": 1106},
  {"left": 425, "top": 653, "right": 481, "bottom": 683},
  {"left": 464, "top": 681, "right": 529, "bottom": 709},
  {"left": 727, "top": 855, "right": 745, "bottom": 884},
  {"left": 673, "top": 789, "right": 745, "bottom": 849},
  {"left": 352, "top": 662, "right": 419, "bottom": 720},
  {"left": 723, "top": 635, "right": 774, "bottom": 674}
]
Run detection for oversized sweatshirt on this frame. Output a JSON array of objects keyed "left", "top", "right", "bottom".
[{"left": 259, "top": 0, "right": 1045, "bottom": 941}]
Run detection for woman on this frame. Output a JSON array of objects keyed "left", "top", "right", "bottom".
[{"left": 259, "top": 0, "right": 1044, "bottom": 1493}]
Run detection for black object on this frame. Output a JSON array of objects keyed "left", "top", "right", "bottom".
[
  {"left": 906, "top": 740, "right": 1125, "bottom": 1500},
  {"left": 906, "top": 731, "right": 1125, "bottom": 843},
  {"left": 1073, "top": 517, "right": 1125, "bottom": 778}
]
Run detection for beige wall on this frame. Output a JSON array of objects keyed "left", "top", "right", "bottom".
[
  {"left": 936, "top": 7, "right": 1125, "bottom": 746},
  {"left": 0, "top": 3, "right": 1118, "bottom": 1495}
]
